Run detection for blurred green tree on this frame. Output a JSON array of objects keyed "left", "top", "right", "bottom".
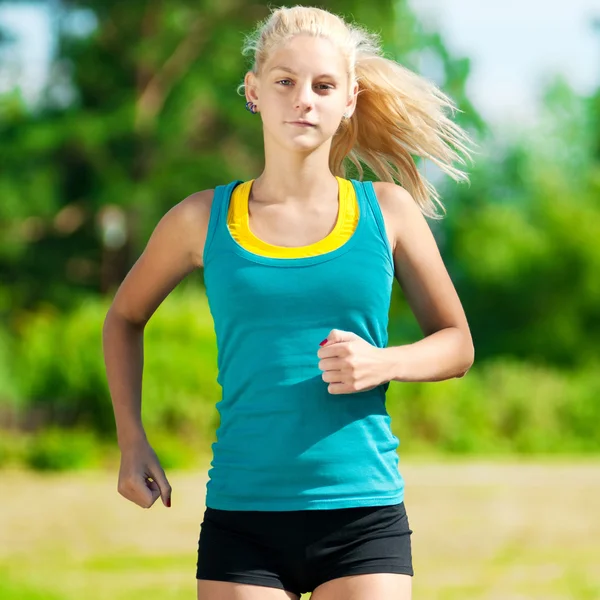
[{"left": 441, "top": 78, "right": 600, "bottom": 367}]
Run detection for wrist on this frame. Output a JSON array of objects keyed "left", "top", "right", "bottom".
[
  {"left": 380, "top": 345, "right": 409, "bottom": 383},
  {"left": 117, "top": 426, "right": 148, "bottom": 450}
]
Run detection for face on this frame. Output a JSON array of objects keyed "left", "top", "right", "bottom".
[{"left": 245, "top": 35, "right": 358, "bottom": 152}]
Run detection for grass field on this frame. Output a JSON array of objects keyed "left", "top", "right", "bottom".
[{"left": 1, "top": 460, "right": 599, "bottom": 599}]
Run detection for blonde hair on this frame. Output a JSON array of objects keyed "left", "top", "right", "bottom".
[{"left": 240, "top": 5, "right": 476, "bottom": 219}]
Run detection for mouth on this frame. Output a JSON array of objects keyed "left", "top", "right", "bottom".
[{"left": 287, "top": 121, "right": 316, "bottom": 127}]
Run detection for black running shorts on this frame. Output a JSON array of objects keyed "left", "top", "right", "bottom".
[{"left": 196, "top": 501, "right": 413, "bottom": 597}]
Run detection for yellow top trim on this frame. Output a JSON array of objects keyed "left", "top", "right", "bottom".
[{"left": 227, "top": 177, "right": 359, "bottom": 258}]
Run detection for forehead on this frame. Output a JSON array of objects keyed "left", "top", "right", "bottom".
[{"left": 264, "top": 35, "right": 347, "bottom": 77}]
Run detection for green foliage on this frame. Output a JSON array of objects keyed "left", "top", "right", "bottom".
[
  {"left": 11, "top": 287, "right": 220, "bottom": 441},
  {"left": 0, "top": 327, "right": 19, "bottom": 407},
  {"left": 433, "top": 78, "right": 600, "bottom": 368},
  {"left": 14, "top": 299, "right": 114, "bottom": 432},
  {"left": 24, "top": 427, "right": 100, "bottom": 471},
  {"left": 143, "top": 428, "right": 205, "bottom": 470},
  {"left": 387, "top": 358, "right": 600, "bottom": 455}
]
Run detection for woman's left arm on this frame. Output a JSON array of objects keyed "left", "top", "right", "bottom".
[{"left": 375, "top": 182, "right": 475, "bottom": 383}]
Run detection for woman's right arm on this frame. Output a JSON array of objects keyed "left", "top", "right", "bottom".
[{"left": 102, "top": 189, "right": 214, "bottom": 509}]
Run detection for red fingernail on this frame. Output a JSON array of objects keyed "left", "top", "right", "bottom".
[
  {"left": 319, "top": 338, "right": 328, "bottom": 346},
  {"left": 167, "top": 498, "right": 171, "bottom": 507}
]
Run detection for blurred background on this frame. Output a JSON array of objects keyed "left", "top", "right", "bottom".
[{"left": 0, "top": 0, "right": 599, "bottom": 598}]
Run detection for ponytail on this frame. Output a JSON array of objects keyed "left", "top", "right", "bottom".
[{"left": 332, "top": 53, "right": 475, "bottom": 219}]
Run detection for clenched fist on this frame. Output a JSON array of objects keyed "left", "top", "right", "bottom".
[
  {"left": 117, "top": 438, "right": 172, "bottom": 509},
  {"left": 317, "top": 328, "right": 389, "bottom": 394}
]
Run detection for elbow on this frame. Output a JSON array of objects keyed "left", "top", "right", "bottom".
[
  {"left": 102, "top": 306, "right": 114, "bottom": 339},
  {"left": 104, "top": 304, "right": 146, "bottom": 331},
  {"left": 455, "top": 338, "right": 475, "bottom": 379},
  {"left": 456, "top": 365, "right": 472, "bottom": 379},
  {"left": 103, "top": 305, "right": 121, "bottom": 337},
  {"left": 102, "top": 309, "right": 145, "bottom": 355},
  {"left": 103, "top": 304, "right": 115, "bottom": 328}
]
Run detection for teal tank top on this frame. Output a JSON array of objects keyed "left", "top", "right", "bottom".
[{"left": 202, "top": 179, "right": 404, "bottom": 511}]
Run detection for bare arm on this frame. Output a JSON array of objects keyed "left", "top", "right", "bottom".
[
  {"left": 102, "top": 189, "right": 213, "bottom": 507},
  {"left": 375, "top": 182, "right": 474, "bottom": 382}
]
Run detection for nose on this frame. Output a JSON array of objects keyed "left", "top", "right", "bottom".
[{"left": 293, "top": 80, "right": 314, "bottom": 112}]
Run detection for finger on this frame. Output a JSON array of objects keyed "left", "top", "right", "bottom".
[
  {"left": 145, "top": 479, "right": 164, "bottom": 507},
  {"left": 325, "top": 329, "right": 358, "bottom": 345},
  {"left": 318, "top": 357, "right": 344, "bottom": 371},
  {"left": 146, "top": 478, "right": 160, "bottom": 493},
  {"left": 319, "top": 328, "right": 345, "bottom": 346},
  {"left": 149, "top": 467, "right": 172, "bottom": 508},
  {"left": 118, "top": 472, "right": 158, "bottom": 509},
  {"left": 133, "top": 476, "right": 156, "bottom": 509},
  {"left": 321, "top": 369, "right": 344, "bottom": 383},
  {"left": 149, "top": 486, "right": 161, "bottom": 506},
  {"left": 327, "top": 382, "right": 351, "bottom": 394},
  {"left": 141, "top": 478, "right": 160, "bottom": 508},
  {"left": 317, "top": 343, "right": 347, "bottom": 360}
]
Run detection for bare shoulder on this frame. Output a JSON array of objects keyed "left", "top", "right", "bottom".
[
  {"left": 371, "top": 181, "right": 426, "bottom": 254},
  {"left": 170, "top": 188, "right": 215, "bottom": 232},
  {"left": 166, "top": 188, "right": 215, "bottom": 268}
]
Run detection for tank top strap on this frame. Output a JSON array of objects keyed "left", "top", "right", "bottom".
[
  {"left": 358, "top": 180, "right": 394, "bottom": 272},
  {"left": 203, "top": 180, "right": 242, "bottom": 267}
]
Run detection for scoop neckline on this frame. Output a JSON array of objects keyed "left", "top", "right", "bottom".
[
  {"left": 242, "top": 176, "right": 352, "bottom": 253},
  {"left": 223, "top": 178, "right": 365, "bottom": 267}
]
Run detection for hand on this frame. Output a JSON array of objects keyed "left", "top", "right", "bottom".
[
  {"left": 117, "top": 438, "right": 172, "bottom": 509},
  {"left": 317, "top": 329, "right": 388, "bottom": 394}
]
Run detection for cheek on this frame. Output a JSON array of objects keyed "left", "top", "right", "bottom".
[
  {"left": 259, "top": 103, "right": 282, "bottom": 128},
  {"left": 263, "top": 86, "right": 287, "bottom": 103},
  {"left": 260, "top": 94, "right": 286, "bottom": 119},
  {"left": 322, "top": 107, "right": 345, "bottom": 129}
]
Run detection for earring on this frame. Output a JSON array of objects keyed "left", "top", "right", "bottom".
[{"left": 245, "top": 101, "right": 258, "bottom": 114}]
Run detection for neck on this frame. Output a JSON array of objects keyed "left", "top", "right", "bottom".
[{"left": 252, "top": 136, "right": 339, "bottom": 205}]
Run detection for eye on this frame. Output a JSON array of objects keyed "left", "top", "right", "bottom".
[{"left": 275, "top": 80, "right": 335, "bottom": 91}]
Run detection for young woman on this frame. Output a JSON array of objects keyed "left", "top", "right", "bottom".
[{"left": 102, "top": 6, "right": 475, "bottom": 600}]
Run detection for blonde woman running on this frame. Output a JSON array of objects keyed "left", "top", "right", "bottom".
[{"left": 103, "top": 6, "right": 476, "bottom": 600}]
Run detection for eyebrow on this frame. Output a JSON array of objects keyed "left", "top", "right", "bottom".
[{"left": 269, "top": 65, "right": 339, "bottom": 80}]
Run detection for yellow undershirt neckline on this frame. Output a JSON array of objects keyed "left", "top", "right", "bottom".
[{"left": 227, "top": 177, "right": 359, "bottom": 259}]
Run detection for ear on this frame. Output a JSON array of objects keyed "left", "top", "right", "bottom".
[
  {"left": 344, "top": 80, "right": 359, "bottom": 118},
  {"left": 244, "top": 71, "right": 260, "bottom": 104}
]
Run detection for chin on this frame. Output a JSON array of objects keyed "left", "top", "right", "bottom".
[
  {"left": 283, "top": 131, "right": 332, "bottom": 153},
  {"left": 290, "top": 138, "right": 323, "bottom": 151},
  {"left": 263, "top": 122, "right": 318, "bottom": 148}
]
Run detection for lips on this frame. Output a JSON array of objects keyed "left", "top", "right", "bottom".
[{"left": 288, "top": 120, "right": 315, "bottom": 126}]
